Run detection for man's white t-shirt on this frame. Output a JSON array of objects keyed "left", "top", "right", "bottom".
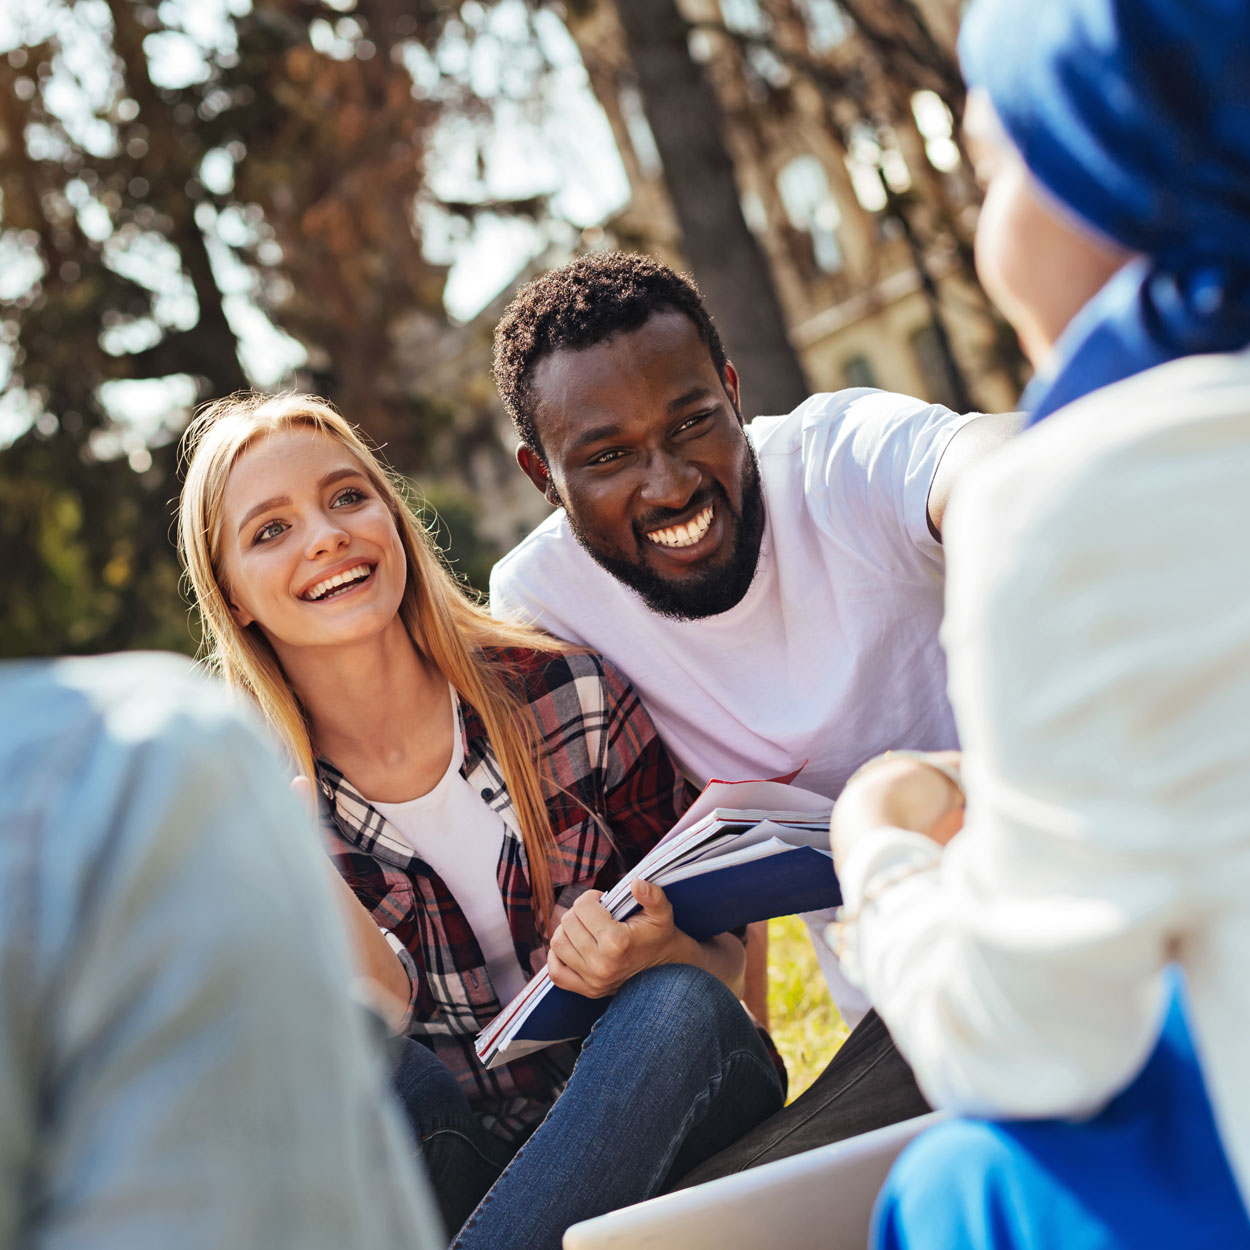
[
  {"left": 490, "top": 389, "right": 974, "bottom": 1019},
  {"left": 370, "top": 688, "right": 528, "bottom": 1006}
]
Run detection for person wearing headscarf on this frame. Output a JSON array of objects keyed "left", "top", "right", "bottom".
[{"left": 826, "top": 0, "right": 1250, "bottom": 1244}]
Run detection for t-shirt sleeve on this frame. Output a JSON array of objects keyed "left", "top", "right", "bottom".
[
  {"left": 489, "top": 555, "right": 530, "bottom": 622},
  {"left": 800, "top": 389, "right": 978, "bottom": 579},
  {"left": 489, "top": 524, "right": 572, "bottom": 635}
]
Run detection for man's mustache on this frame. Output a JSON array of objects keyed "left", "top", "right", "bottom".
[{"left": 632, "top": 485, "right": 722, "bottom": 539}]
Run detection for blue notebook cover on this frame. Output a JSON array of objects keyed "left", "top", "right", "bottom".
[{"left": 515, "top": 845, "right": 841, "bottom": 1042}]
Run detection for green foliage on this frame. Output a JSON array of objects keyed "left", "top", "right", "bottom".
[
  {"left": 0, "top": 433, "right": 196, "bottom": 657},
  {"left": 417, "top": 481, "right": 501, "bottom": 598},
  {"left": 0, "top": 1, "right": 532, "bottom": 657},
  {"left": 767, "top": 913, "right": 848, "bottom": 1101}
]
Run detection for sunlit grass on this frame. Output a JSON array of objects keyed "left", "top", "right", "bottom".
[{"left": 767, "top": 914, "right": 849, "bottom": 1102}]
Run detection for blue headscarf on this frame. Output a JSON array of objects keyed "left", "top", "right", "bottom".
[{"left": 959, "top": 0, "right": 1250, "bottom": 424}]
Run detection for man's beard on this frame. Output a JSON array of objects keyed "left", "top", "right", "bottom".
[{"left": 561, "top": 447, "right": 766, "bottom": 622}]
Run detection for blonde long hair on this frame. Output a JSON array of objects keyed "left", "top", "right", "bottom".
[{"left": 178, "top": 391, "right": 565, "bottom": 931}]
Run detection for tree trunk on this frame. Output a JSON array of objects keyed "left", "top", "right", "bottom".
[
  {"left": 104, "top": 0, "right": 249, "bottom": 395},
  {"left": 611, "top": 0, "right": 810, "bottom": 418}
]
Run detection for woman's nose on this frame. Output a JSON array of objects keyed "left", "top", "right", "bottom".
[{"left": 305, "top": 515, "right": 350, "bottom": 558}]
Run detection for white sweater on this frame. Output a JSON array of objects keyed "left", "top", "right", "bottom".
[{"left": 838, "top": 350, "right": 1250, "bottom": 1205}]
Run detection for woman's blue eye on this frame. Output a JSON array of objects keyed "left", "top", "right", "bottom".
[
  {"left": 254, "top": 520, "right": 285, "bottom": 544},
  {"left": 332, "top": 487, "right": 366, "bottom": 506}
]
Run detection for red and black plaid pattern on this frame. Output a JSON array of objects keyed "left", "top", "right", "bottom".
[{"left": 318, "top": 647, "right": 690, "bottom": 1144}]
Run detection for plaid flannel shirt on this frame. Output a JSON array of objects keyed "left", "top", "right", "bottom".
[{"left": 318, "top": 647, "right": 690, "bottom": 1145}]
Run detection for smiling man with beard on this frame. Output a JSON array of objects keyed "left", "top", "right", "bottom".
[{"left": 488, "top": 251, "right": 1022, "bottom": 1180}]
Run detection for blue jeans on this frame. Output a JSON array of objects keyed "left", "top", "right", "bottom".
[
  {"left": 874, "top": 987, "right": 1250, "bottom": 1250},
  {"left": 391, "top": 1037, "right": 517, "bottom": 1236},
  {"left": 400, "top": 964, "right": 784, "bottom": 1250}
]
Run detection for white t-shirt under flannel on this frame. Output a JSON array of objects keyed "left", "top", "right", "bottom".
[{"left": 371, "top": 688, "right": 529, "bottom": 1006}]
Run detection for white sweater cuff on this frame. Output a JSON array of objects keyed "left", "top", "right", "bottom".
[
  {"left": 835, "top": 827, "right": 943, "bottom": 990},
  {"left": 840, "top": 826, "right": 943, "bottom": 909}
]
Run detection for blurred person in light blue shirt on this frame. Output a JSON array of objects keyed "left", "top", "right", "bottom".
[{"left": 0, "top": 652, "right": 443, "bottom": 1250}]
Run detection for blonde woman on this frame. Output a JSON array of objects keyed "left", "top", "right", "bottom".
[{"left": 177, "top": 392, "right": 783, "bottom": 1250}]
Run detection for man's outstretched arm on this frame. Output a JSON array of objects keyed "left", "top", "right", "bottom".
[{"left": 926, "top": 411, "right": 1028, "bottom": 540}]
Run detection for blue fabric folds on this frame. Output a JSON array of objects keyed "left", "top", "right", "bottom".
[
  {"left": 874, "top": 981, "right": 1250, "bottom": 1250},
  {"left": 958, "top": 0, "right": 1250, "bottom": 423}
]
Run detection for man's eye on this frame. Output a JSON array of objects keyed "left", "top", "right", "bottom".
[
  {"left": 254, "top": 519, "right": 286, "bottom": 544},
  {"left": 332, "top": 486, "right": 366, "bottom": 506},
  {"left": 675, "top": 412, "right": 713, "bottom": 435},
  {"left": 588, "top": 449, "right": 626, "bottom": 466}
]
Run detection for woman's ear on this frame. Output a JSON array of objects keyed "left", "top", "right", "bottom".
[{"left": 223, "top": 583, "right": 255, "bottom": 629}]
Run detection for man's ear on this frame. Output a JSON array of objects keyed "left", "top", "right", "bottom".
[
  {"left": 722, "top": 361, "right": 742, "bottom": 420},
  {"left": 517, "top": 444, "right": 561, "bottom": 507}
]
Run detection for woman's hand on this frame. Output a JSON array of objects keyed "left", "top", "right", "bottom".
[
  {"left": 547, "top": 879, "right": 687, "bottom": 998},
  {"left": 831, "top": 751, "right": 965, "bottom": 866}
]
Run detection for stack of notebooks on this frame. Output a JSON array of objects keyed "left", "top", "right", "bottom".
[{"left": 476, "top": 778, "right": 839, "bottom": 1069}]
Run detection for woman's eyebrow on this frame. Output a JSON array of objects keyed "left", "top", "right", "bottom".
[
  {"left": 237, "top": 494, "right": 290, "bottom": 536},
  {"left": 317, "top": 467, "right": 367, "bottom": 489}
]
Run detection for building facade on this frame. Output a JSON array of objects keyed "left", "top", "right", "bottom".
[{"left": 565, "top": 0, "right": 1022, "bottom": 414}]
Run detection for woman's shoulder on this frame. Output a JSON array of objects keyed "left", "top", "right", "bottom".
[{"left": 481, "top": 644, "right": 627, "bottom": 701}]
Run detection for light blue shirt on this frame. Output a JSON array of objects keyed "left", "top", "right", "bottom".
[{"left": 0, "top": 653, "right": 443, "bottom": 1249}]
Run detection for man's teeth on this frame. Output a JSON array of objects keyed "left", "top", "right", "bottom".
[
  {"left": 305, "top": 564, "right": 371, "bottom": 601},
  {"left": 646, "top": 504, "right": 714, "bottom": 549}
]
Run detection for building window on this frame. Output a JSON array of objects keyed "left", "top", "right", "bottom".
[
  {"left": 777, "top": 154, "right": 844, "bottom": 273},
  {"left": 842, "top": 354, "right": 877, "bottom": 389},
  {"left": 910, "top": 90, "right": 961, "bottom": 173},
  {"left": 844, "top": 121, "right": 911, "bottom": 212}
]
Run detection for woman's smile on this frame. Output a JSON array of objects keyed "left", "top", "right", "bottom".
[{"left": 300, "top": 560, "right": 377, "bottom": 602}]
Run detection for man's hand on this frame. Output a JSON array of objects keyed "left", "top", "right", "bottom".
[
  {"left": 547, "top": 879, "right": 683, "bottom": 998},
  {"left": 831, "top": 751, "right": 965, "bottom": 866}
]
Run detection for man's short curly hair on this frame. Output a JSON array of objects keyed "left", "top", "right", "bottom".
[{"left": 492, "top": 252, "right": 729, "bottom": 457}]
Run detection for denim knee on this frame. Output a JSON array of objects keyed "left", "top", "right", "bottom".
[
  {"left": 391, "top": 1035, "right": 467, "bottom": 1117},
  {"left": 607, "top": 963, "right": 759, "bottom": 1052}
]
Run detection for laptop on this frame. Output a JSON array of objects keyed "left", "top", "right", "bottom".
[{"left": 563, "top": 1111, "right": 945, "bottom": 1250}]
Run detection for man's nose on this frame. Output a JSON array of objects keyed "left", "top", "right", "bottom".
[{"left": 639, "top": 449, "right": 701, "bottom": 510}]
